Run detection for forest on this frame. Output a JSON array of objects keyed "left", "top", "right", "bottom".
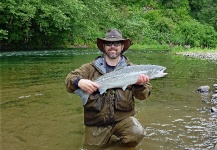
[{"left": 0, "top": 0, "right": 216, "bottom": 50}]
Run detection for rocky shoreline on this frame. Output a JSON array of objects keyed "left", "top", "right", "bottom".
[{"left": 176, "top": 52, "right": 217, "bottom": 62}]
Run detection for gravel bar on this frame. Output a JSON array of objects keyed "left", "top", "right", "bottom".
[{"left": 176, "top": 52, "right": 217, "bottom": 61}]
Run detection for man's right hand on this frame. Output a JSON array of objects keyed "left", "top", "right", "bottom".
[{"left": 78, "top": 79, "right": 99, "bottom": 94}]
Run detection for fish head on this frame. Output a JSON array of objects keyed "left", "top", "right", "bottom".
[{"left": 143, "top": 65, "right": 168, "bottom": 79}]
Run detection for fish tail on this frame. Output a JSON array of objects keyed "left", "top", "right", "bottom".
[{"left": 74, "top": 89, "right": 89, "bottom": 105}]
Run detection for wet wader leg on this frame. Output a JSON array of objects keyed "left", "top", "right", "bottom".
[
  {"left": 113, "top": 116, "right": 145, "bottom": 147},
  {"left": 83, "top": 125, "right": 114, "bottom": 147}
]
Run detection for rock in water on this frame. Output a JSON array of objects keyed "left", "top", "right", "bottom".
[
  {"left": 197, "top": 85, "right": 210, "bottom": 93},
  {"left": 211, "top": 107, "right": 217, "bottom": 113}
]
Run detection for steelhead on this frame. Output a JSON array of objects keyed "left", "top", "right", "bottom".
[{"left": 74, "top": 65, "right": 167, "bottom": 105}]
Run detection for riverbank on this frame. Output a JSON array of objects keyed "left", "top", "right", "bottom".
[{"left": 175, "top": 51, "right": 217, "bottom": 61}]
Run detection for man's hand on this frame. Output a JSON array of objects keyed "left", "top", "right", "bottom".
[
  {"left": 135, "top": 74, "right": 149, "bottom": 85},
  {"left": 78, "top": 79, "right": 99, "bottom": 94}
]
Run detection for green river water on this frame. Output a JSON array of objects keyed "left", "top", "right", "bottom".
[{"left": 0, "top": 49, "right": 217, "bottom": 150}]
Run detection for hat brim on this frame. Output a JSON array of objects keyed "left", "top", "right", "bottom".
[{"left": 97, "top": 38, "right": 132, "bottom": 52}]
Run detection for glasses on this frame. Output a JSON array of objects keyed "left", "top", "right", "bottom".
[{"left": 105, "top": 41, "right": 122, "bottom": 47}]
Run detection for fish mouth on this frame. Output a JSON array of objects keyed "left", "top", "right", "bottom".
[
  {"left": 161, "top": 67, "right": 167, "bottom": 71},
  {"left": 161, "top": 67, "right": 167, "bottom": 75},
  {"left": 162, "top": 72, "right": 168, "bottom": 76},
  {"left": 161, "top": 67, "right": 168, "bottom": 77}
]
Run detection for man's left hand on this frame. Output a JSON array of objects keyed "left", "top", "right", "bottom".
[{"left": 135, "top": 74, "right": 149, "bottom": 85}]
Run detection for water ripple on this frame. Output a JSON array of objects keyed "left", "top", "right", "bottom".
[
  {"left": 0, "top": 49, "right": 101, "bottom": 57},
  {"left": 144, "top": 107, "right": 217, "bottom": 149}
]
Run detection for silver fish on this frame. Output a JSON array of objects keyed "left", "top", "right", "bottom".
[{"left": 74, "top": 64, "right": 167, "bottom": 105}]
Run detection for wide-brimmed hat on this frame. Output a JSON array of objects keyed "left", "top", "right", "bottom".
[{"left": 97, "top": 29, "right": 132, "bottom": 52}]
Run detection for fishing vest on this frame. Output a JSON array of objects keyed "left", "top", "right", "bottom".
[{"left": 83, "top": 56, "right": 135, "bottom": 126}]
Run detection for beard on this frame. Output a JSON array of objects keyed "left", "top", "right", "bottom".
[{"left": 105, "top": 49, "right": 121, "bottom": 59}]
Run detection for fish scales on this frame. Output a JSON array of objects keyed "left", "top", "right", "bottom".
[{"left": 74, "top": 65, "right": 167, "bottom": 105}]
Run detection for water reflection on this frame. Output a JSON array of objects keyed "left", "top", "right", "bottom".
[{"left": 0, "top": 49, "right": 217, "bottom": 150}]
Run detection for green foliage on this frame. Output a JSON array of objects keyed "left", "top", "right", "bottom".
[
  {"left": 0, "top": 0, "right": 216, "bottom": 50},
  {"left": 189, "top": 0, "right": 217, "bottom": 30},
  {"left": 161, "top": 0, "right": 190, "bottom": 9},
  {"left": 0, "top": 29, "right": 8, "bottom": 40},
  {"left": 75, "top": 0, "right": 119, "bottom": 44},
  {"left": 0, "top": 0, "right": 85, "bottom": 49},
  {"left": 141, "top": 10, "right": 176, "bottom": 45},
  {"left": 1, "top": 0, "right": 37, "bottom": 43},
  {"left": 176, "top": 20, "right": 217, "bottom": 47}
]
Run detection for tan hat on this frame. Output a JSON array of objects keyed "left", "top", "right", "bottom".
[{"left": 97, "top": 29, "right": 132, "bottom": 52}]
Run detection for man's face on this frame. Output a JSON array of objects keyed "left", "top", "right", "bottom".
[{"left": 103, "top": 41, "right": 124, "bottom": 59}]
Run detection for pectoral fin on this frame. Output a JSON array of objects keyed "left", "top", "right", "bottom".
[
  {"left": 122, "top": 85, "right": 128, "bottom": 91},
  {"left": 99, "top": 88, "right": 107, "bottom": 94}
]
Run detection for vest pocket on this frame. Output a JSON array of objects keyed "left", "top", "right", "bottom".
[
  {"left": 115, "top": 89, "right": 134, "bottom": 111},
  {"left": 84, "top": 93, "right": 104, "bottom": 111}
]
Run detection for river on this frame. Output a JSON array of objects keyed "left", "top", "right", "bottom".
[{"left": 0, "top": 49, "right": 217, "bottom": 150}]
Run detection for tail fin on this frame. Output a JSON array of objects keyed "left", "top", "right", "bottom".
[{"left": 74, "top": 89, "right": 89, "bottom": 105}]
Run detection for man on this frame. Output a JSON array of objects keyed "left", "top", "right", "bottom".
[{"left": 65, "top": 29, "right": 152, "bottom": 147}]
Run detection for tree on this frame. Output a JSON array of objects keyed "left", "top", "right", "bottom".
[
  {"left": 189, "top": 0, "right": 217, "bottom": 30},
  {"left": 0, "top": 0, "right": 86, "bottom": 49}
]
